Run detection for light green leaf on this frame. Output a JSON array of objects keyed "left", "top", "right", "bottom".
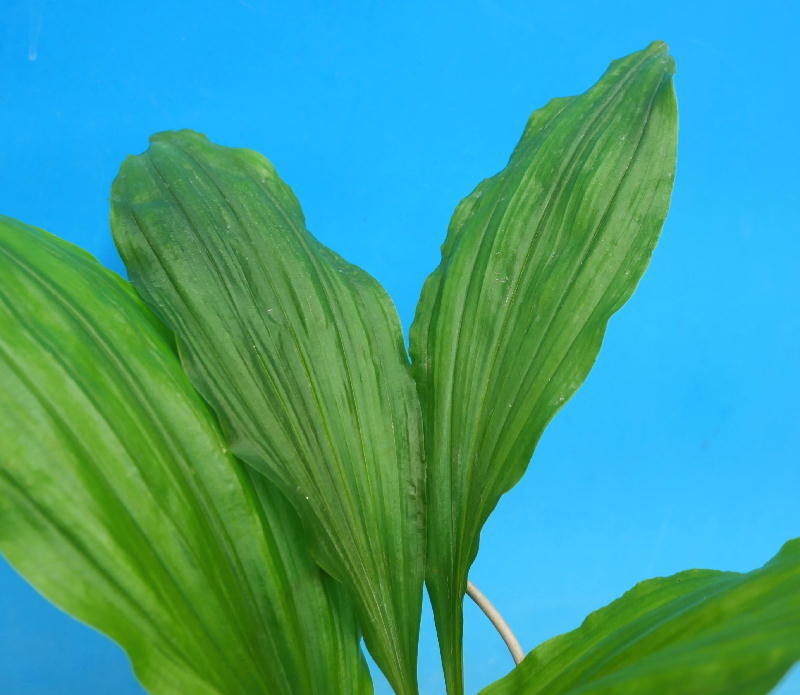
[
  {"left": 110, "top": 131, "right": 425, "bottom": 695},
  {"left": 0, "top": 215, "right": 372, "bottom": 695},
  {"left": 409, "top": 41, "right": 678, "bottom": 693},
  {"left": 481, "top": 539, "right": 800, "bottom": 694}
]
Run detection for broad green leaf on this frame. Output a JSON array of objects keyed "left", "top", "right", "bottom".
[
  {"left": 0, "top": 215, "right": 372, "bottom": 695},
  {"left": 409, "top": 41, "right": 678, "bottom": 693},
  {"left": 110, "top": 131, "right": 425, "bottom": 695},
  {"left": 481, "top": 538, "right": 800, "bottom": 694}
]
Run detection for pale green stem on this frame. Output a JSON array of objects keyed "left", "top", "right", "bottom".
[{"left": 466, "top": 579, "right": 525, "bottom": 665}]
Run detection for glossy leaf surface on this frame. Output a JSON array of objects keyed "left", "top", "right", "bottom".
[
  {"left": 410, "top": 41, "right": 678, "bottom": 693},
  {"left": 0, "top": 216, "right": 372, "bottom": 695},
  {"left": 111, "top": 132, "right": 425, "bottom": 695},
  {"left": 481, "top": 539, "right": 800, "bottom": 694}
]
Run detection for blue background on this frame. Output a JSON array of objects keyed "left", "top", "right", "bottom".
[{"left": 1, "top": 1, "right": 798, "bottom": 693}]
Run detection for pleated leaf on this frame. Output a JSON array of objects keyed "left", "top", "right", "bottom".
[
  {"left": 409, "top": 41, "right": 678, "bottom": 693},
  {"left": 0, "top": 215, "right": 372, "bottom": 695},
  {"left": 110, "top": 131, "right": 425, "bottom": 695},
  {"left": 481, "top": 538, "right": 800, "bottom": 694}
]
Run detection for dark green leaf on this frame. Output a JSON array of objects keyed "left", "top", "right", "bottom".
[
  {"left": 409, "top": 41, "right": 678, "bottom": 693},
  {"left": 481, "top": 539, "right": 800, "bottom": 694},
  {"left": 0, "top": 216, "right": 372, "bottom": 695},
  {"left": 110, "top": 132, "right": 425, "bottom": 694}
]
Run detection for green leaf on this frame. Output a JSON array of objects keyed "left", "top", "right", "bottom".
[
  {"left": 110, "top": 131, "right": 425, "bottom": 695},
  {"left": 480, "top": 539, "right": 800, "bottom": 694},
  {"left": 409, "top": 41, "right": 678, "bottom": 694},
  {"left": 0, "top": 215, "right": 372, "bottom": 695}
]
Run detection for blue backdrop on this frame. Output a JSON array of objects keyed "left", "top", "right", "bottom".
[{"left": 1, "top": 1, "right": 798, "bottom": 693}]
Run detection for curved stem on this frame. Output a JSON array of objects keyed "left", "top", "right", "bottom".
[{"left": 466, "top": 579, "right": 525, "bottom": 665}]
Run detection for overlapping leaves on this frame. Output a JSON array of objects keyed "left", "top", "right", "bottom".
[
  {"left": 110, "top": 131, "right": 425, "bottom": 695},
  {"left": 0, "top": 216, "right": 371, "bottom": 695},
  {"left": 1, "top": 40, "right": 797, "bottom": 695}
]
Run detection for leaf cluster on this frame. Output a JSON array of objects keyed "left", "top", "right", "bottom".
[{"left": 1, "top": 42, "right": 798, "bottom": 695}]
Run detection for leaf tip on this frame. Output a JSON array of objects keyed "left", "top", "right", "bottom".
[
  {"left": 148, "top": 128, "right": 210, "bottom": 147},
  {"left": 644, "top": 39, "right": 676, "bottom": 75}
]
